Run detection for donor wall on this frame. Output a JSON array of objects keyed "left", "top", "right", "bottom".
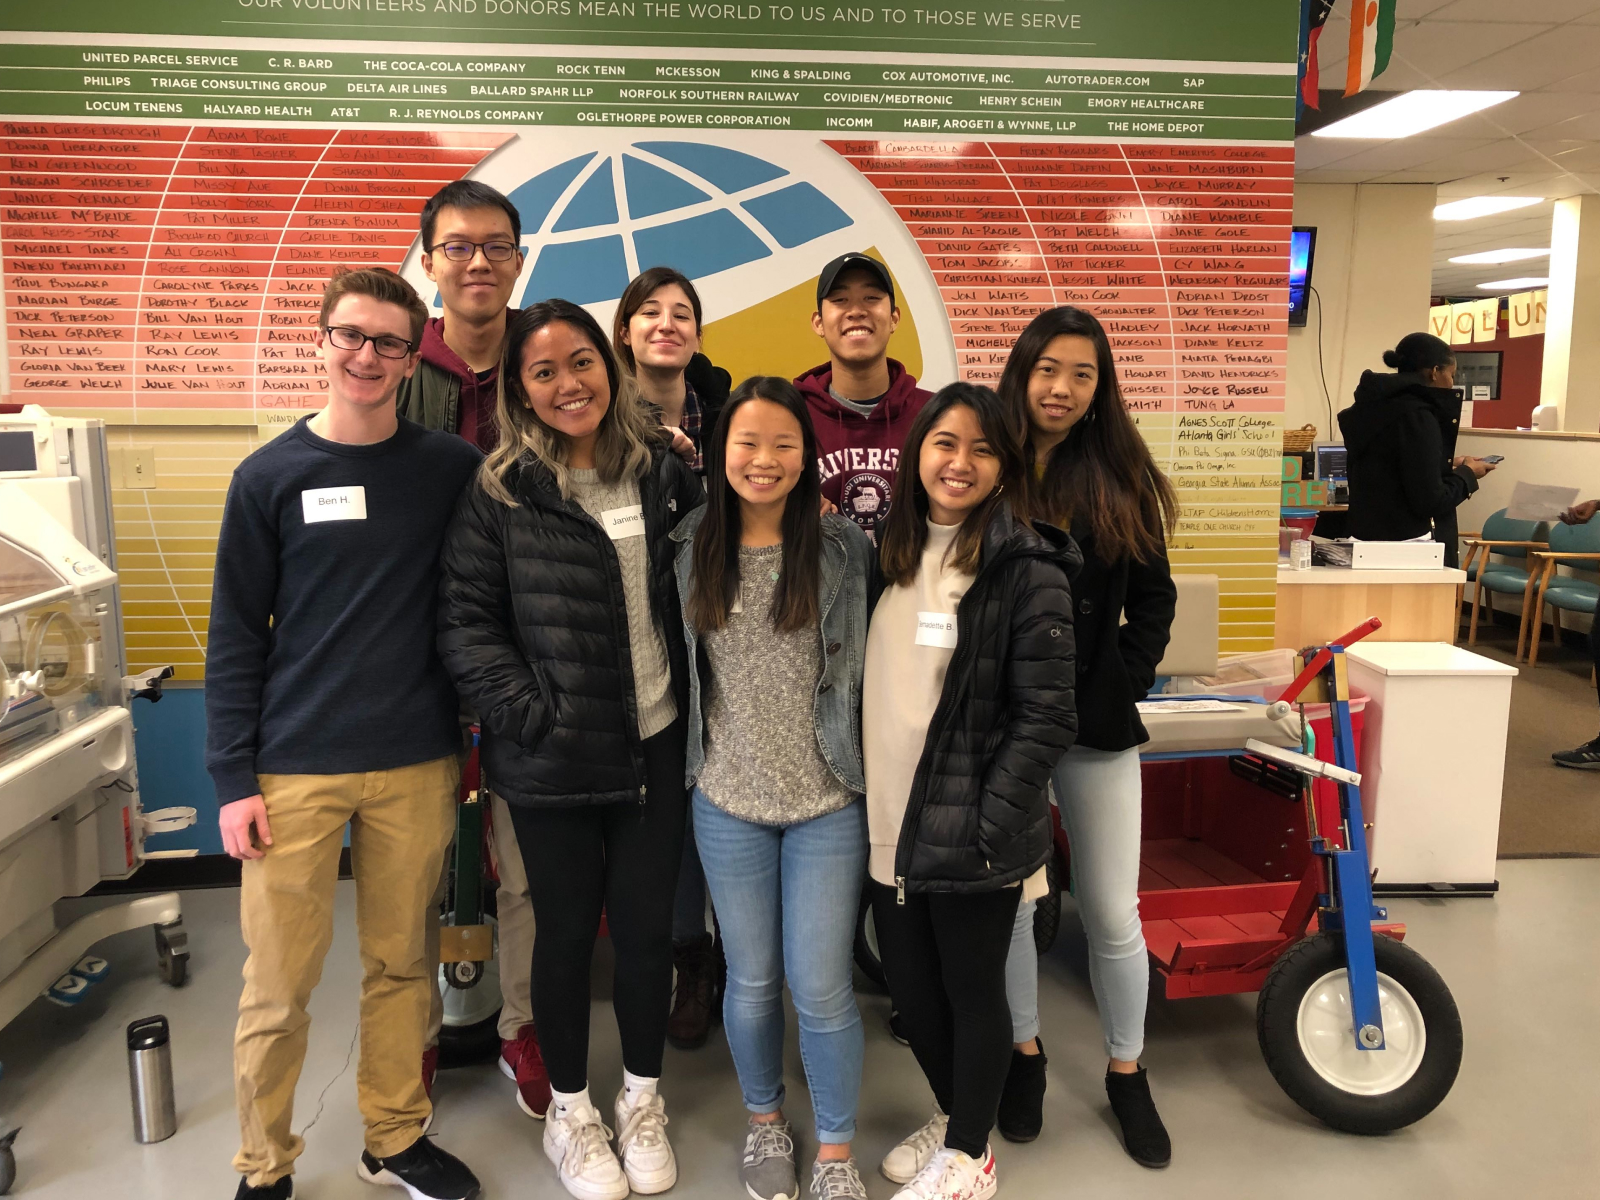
[{"left": 1, "top": 1, "right": 1298, "bottom": 668}]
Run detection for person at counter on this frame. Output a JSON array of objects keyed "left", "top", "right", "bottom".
[
  {"left": 1552, "top": 498, "right": 1600, "bottom": 770},
  {"left": 1337, "top": 333, "right": 1496, "bottom": 568}
]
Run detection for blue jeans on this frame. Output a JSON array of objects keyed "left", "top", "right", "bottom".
[
  {"left": 1005, "top": 745, "right": 1148, "bottom": 1062},
  {"left": 692, "top": 790, "right": 867, "bottom": 1143}
]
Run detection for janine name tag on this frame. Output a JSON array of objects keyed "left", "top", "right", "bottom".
[
  {"left": 602, "top": 504, "right": 645, "bottom": 540},
  {"left": 301, "top": 486, "right": 367, "bottom": 523},
  {"left": 915, "top": 611, "right": 958, "bottom": 648}
]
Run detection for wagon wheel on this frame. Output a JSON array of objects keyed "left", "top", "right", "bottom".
[
  {"left": 1031, "top": 850, "right": 1064, "bottom": 955},
  {"left": 1256, "top": 932, "right": 1462, "bottom": 1134},
  {"left": 155, "top": 921, "right": 189, "bottom": 988},
  {"left": 852, "top": 886, "right": 888, "bottom": 992}
]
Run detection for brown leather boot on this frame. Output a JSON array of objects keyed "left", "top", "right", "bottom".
[{"left": 666, "top": 933, "right": 715, "bottom": 1049}]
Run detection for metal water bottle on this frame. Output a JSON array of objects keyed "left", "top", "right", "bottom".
[{"left": 126, "top": 1015, "right": 176, "bottom": 1143}]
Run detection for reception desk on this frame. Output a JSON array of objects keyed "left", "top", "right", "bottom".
[{"left": 1275, "top": 565, "right": 1467, "bottom": 648}]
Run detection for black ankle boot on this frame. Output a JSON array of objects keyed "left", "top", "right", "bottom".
[
  {"left": 996, "top": 1039, "right": 1047, "bottom": 1143},
  {"left": 1105, "top": 1066, "right": 1171, "bottom": 1168}
]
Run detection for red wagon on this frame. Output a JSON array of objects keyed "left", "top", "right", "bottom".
[{"left": 1050, "top": 618, "right": 1463, "bottom": 1133}]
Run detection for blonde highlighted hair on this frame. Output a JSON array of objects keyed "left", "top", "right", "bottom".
[{"left": 480, "top": 299, "right": 663, "bottom": 505}]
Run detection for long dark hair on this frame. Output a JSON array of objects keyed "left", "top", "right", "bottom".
[
  {"left": 613, "top": 266, "right": 704, "bottom": 375},
  {"left": 482, "top": 299, "right": 660, "bottom": 504},
  {"left": 998, "top": 306, "right": 1177, "bottom": 563},
  {"left": 878, "top": 382, "right": 1024, "bottom": 587},
  {"left": 686, "top": 376, "right": 822, "bottom": 634}
]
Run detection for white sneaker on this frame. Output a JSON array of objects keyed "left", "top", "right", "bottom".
[
  {"left": 543, "top": 1101, "right": 629, "bottom": 1200},
  {"left": 614, "top": 1087, "right": 678, "bottom": 1195},
  {"left": 889, "top": 1145, "right": 997, "bottom": 1200},
  {"left": 880, "top": 1109, "right": 949, "bottom": 1184}
]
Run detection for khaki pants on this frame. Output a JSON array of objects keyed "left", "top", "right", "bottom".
[
  {"left": 426, "top": 789, "right": 536, "bottom": 1045},
  {"left": 233, "top": 756, "right": 457, "bottom": 1187}
]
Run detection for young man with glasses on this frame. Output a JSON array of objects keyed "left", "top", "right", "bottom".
[
  {"left": 400, "top": 180, "right": 552, "bottom": 1122},
  {"left": 208, "top": 267, "right": 484, "bottom": 1200}
]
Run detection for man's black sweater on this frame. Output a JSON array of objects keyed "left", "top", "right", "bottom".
[{"left": 205, "top": 416, "right": 482, "bottom": 804}]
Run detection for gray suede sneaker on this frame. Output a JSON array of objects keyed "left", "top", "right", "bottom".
[
  {"left": 810, "top": 1157, "right": 868, "bottom": 1200},
  {"left": 741, "top": 1118, "right": 798, "bottom": 1200}
]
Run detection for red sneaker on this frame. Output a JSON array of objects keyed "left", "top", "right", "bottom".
[{"left": 497, "top": 1023, "right": 551, "bottom": 1119}]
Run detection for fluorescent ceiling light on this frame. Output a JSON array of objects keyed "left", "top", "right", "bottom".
[
  {"left": 1312, "top": 90, "right": 1517, "bottom": 139},
  {"left": 1477, "top": 277, "right": 1549, "bottom": 290},
  {"left": 1448, "top": 248, "right": 1550, "bottom": 265},
  {"left": 1434, "top": 196, "right": 1544, "bottom": 221}
]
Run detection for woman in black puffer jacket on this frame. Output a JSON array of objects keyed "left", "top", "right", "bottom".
[
  {"left": 438, "top": 300, "right": 702, "bottom": 1200},
  {"left": 862, "top": 383, "right": 1077, "bottom": 1200}
]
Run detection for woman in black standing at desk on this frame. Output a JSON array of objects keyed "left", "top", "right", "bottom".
[{"left": 1338, "top": 332, "right": 1496, "bottom": 567}]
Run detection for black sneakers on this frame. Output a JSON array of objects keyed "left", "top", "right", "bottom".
[
  {"left": 1105, "top": 1067, "right": 1171, "bottom": 1169},
  {"left": 888, "top": 1010, "right": 911, "bottom": 1046},
  {"left": 996, "top": 1039, "right": 1048, "bottom": 1143},
  {"left": 234, "top": 1177, "right": 293, "bottom": 1200},
  {"left": 1552, "top": 736, "right": 1600, "bottom": 770},
  {"left": 358, "top": 1137, "right": 481, "bottom": 1200}
]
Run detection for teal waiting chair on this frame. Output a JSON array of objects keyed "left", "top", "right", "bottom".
[
  {"left": 1459, "top": 509, "right": 1549, "bottom": 652},
  {"left": 1526, "top": 519, "right": 1600, "bottom": 666}
]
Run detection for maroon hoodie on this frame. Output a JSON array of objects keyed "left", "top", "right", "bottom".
[
  {"left": 795, "top": 358, "right": 932, "bottom": 542},
  {"left": 417, "top": 315, "right": 503, "bottom": 453}
]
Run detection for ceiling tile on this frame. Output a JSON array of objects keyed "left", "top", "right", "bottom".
[
  {"left": 1428, "top": 0, "right": 1598, "bottom": 20},
  {"left": 1432, "top": 25, "right": 1600, "bottom": 89}
]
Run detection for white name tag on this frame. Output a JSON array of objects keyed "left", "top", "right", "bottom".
[
  {"left": 601, "top": 504, "right": 645, "bottom": 540},
  {"left": 730, "top": 584, "right": 744, "bottom": 614},
  {"left": 915, "top": 611, "right": 958, "bottom": 648},
  {"left": 301, "top": 486, "right": 367, "bottom": 523}
]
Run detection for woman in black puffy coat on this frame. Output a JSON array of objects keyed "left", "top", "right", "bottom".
[
  {"left": 861, "top": 382, "right": 1077, "bottom": 1200},
  {"left": 437, "top": 299, "right": 702, "bottom": 1200}
]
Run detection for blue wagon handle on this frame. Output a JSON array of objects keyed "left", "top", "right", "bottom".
[{"left": 1255, "top": 615, "right": 1465, "bottom": 1134}]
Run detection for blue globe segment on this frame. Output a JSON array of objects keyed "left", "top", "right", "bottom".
[
  {"left": 506, "top": 153, "right": 594, "bottom": 234},
  {"left": 741, "top": 183, "right": 853, "bottom": 249},
  {"left": 632, "top": 141, "right": 789, "bottom": 192},
  {"left": 552, "top": 165, "right": 620, "bottom": 232},
  {"left": 622, "top": 154, "right": 712, "bottom": 219},
  {"left": 525, "top": 236, "right": 630, "bottom": 306},
  {"left": 633, "top": 210, "right": 772, "bottom": 279}
]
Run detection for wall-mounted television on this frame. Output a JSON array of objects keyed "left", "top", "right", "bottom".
[
  {"left": 1454, "top": 350, "right": 1503, "bottom": 400},
  {"left": 1288, "top": 226, "right": 1316, "bottom": 328}
]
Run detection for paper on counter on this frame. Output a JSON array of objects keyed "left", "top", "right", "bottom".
[
  {"left": 1137, "top": 700, "right": 1249, "bottom": 713},
  {"left": 1506, "top": 481, "right": 1580, "bottom": 522}
]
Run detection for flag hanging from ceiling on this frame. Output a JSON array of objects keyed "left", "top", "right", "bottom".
[
  {"left": 1346, "top": 0, "right": 1396, "bottom": 96},
  {"left": 1299, "top": 0, "right": 1337, "bottom": 114}
]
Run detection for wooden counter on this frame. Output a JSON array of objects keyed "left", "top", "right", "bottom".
[{"left": 1274, "top": 565, "right": 1467, "bottom": 647}]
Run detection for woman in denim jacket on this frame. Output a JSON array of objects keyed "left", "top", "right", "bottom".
[{"left": 670, "top": 376, "right": 877, "bottom": 1200}]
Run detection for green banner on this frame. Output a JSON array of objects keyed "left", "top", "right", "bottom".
[
  {"left": 1, "top": 1, "right": 1299, "bottom": 63},
  {"left": 0, "top": 44, "right": 1294, "bottom": 135}
]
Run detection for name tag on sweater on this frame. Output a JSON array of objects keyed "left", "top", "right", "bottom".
[
  {"left": 601, "top": 504, "right": 645, "bottom": 540},
  {"left": 301, "top": 486, "right": 367, "bottom": 523},
  {"left": 915, "top": 611, "right": 958, "bottom": 648}
]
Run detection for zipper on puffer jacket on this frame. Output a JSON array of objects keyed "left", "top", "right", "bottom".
[{"left": 891, "top": 571, "right": 986, "bottom": 904}]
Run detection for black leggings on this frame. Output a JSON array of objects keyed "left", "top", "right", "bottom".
[
  {"left": 1591, "top": 618, "right": 1600, "bottom": 711},
  {"left": 871, "top": 881, "right": 1021, "bottom": 1158},
  {"left": 508, "top": 717, "right": 688, "bottom": 1094}
]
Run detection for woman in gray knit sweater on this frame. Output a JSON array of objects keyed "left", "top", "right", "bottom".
[{"left": 670, "top": 377, "right": 877, "bottom": 1200}]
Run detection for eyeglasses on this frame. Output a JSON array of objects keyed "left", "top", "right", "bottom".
[
  {"left": 323, "top": 325, "right": 415, "bottom": 359},
  {"left": 428, "top": 239, "right": 520, "bottom": 263}
]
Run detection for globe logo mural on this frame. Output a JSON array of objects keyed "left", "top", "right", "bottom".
[
  {"left": 405, "top": 131, "right": 956, "bottom": 388},
  {"left": 509, "top": 141, "right": 853, "bottom": 306}
]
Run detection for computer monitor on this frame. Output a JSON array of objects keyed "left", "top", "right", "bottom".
[
  {"left": 1314, "top": 442, "right": 1348, "bottom": 482},
  {"left": 1288, "top": 226, "right": 1316, "bottom": 328},
  {"left": 1454, "top": 350, "right": 1502, "bottom": 401}
]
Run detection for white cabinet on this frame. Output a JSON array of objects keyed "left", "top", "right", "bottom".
[{"left": 1346, "top": 642, "right": 1517, "bottom": 893}]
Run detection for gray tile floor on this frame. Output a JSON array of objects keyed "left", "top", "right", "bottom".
[{"left": 1, "top": 859, "right": 1596, "bottom": 1199}]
